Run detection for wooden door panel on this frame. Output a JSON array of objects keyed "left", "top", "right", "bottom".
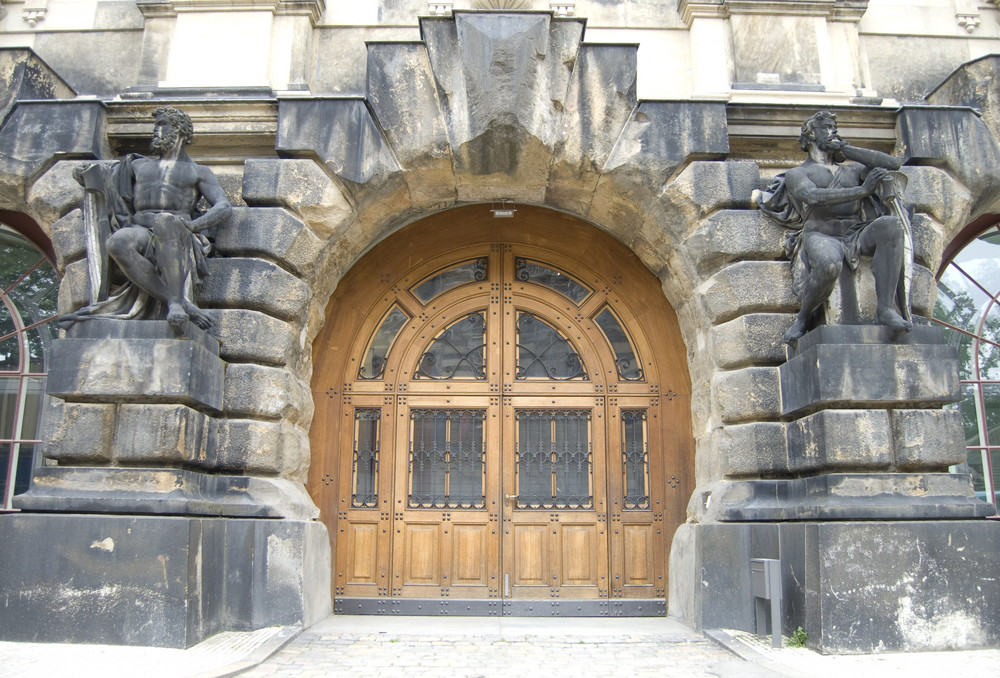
[
  {"left": 451, "top": 522, "right": 490, "bottom": 586},
  {"left": 559, "top": 523, "right": 600, "bottom": 586},
  {"left": 512, "top": 523, "right": 548, "bottom": 586},
  {"left": 402, "top": 522, "right": 442, "bottom": 585},
  {"left": 346, "top": 522, "right": 379, "bottom": 584}
]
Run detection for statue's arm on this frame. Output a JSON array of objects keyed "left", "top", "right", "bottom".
[
  {"left": 838, "top": 143, "right": 902, "bottom": 171},
  {"left": 188, "top": 167, "right": 232, "bottom": 232},
  {"left": 785, "top": 166, "right": 889, "bottom": 208}
]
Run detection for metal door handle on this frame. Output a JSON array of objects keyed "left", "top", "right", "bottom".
[{"left": 504, "top": 493, "right": 517, "bottom": 507}]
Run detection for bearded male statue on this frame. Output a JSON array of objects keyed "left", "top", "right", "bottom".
[
  {"left": 757, "top": 111, "right": 914, "bottom": 344},
  {"left": 58, "top": 106, "right": 231, "bottom": 331}
]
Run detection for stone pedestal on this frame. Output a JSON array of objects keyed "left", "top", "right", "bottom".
[
  {"left": 670, "top": 520, "right": 1000, "bottom": 653},
  {"left": 0, "top": 513, "right": 330, "bottom": 647},
  {"left": 1, "top": 318, "right": 330, "bottom": 647}
]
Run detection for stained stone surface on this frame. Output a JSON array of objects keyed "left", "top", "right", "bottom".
[
  {"left": 670, "top": 520, "right": 1000, "bottom": 653},
  {"left": 0, "top": 513, "right": 330, "bottom": 647}
]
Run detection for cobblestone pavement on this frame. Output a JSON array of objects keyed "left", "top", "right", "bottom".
[{"left": 237, "top": 617, "right": 789, "bottom": 678}]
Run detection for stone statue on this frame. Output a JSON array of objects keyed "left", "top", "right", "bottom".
[
  {"left": 58, "top": 106, "right": 231, "bottom": 331},
  {"left": 757, "top": 111, "right": 914, "bottom": 344}
]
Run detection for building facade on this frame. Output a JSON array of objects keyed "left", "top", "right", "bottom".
[{"left": 0, "top": 0, "right": 999, "bottom": 654}]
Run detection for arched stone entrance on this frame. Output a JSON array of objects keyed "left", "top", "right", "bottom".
[{"left": 309, "top": 205, "right": 694, "bottom": 615}]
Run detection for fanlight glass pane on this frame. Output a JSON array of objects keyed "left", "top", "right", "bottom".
[
  {"left": 359, "top": 307, "right": 409, "bottom": 380},
  {"left": 514, "top": 258, "right": 591, "bottom": 304},
  {"left": 622, "top": 410, "right": 649, "bottom": 510},
  {"left": 411, "top": 258, "right": 488, "bottom": 303},
  {"left": 0, "top": 227, "right": 45, "bottom": 292},
  {"left": 415, "top": 313, "right": 487, "bottom": 380},
  {"left": 515, "top": 312, "right": 587, "bottom": 380},
  {"left": 352, "top": 409, "right": 380, "bottom": 508},
  {"left": 408, "top": 409, "right": 486, "bottom": 509},
  {"left": 515, "top": 409, "right": 592, "bottom": 509},
  {"left": 0, "top": 305, "right": 18, "bottom": 373},
  {"left": 594, "top": 307, "right": 643, "bottom": 381}
]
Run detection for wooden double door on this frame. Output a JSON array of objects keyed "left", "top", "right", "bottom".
[{"left": 310, "top": 207, "right": 693, "bottom": 615}]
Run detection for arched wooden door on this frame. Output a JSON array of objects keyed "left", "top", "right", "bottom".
[{"left": 309, "top": 206, "right": 693, "bottom": 615}]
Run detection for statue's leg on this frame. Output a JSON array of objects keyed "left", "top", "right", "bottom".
[
  {"left": 107, "top": 227, "right": 167, "bottom": 304},
  {"left": 145, "top": 216, "right": 210, "bottom": 330},
  {"left": 783, "top": 234, "right": 843, "bottom": 344},
  {"left": 859, "top": 216, "right": 911, "bottom": 337}
]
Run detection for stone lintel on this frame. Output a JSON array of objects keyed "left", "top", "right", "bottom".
[
  {"left": 47, "top": 320, "right": 224, "bottom": 413},
  {"left": 13, "top": 467, "right": 319, "bottom": 520},
  {"left": 716, "top": 473, "right": 994, "bottom": 521},
  {"left": 0, "top": 513, "right": 330, "bottom": 647},
  {"left": 779, "top": 325, "right": 959, "bottom": 416}
]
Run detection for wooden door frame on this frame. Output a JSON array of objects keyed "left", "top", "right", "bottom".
[{"left": 310, "top": 205, "right": 694, "bottom": 616}]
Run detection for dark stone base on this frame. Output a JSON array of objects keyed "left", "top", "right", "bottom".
[
  {"left": 0, "top": 513, "right": 330, "bottom": 647},
  {"left": 13, "top": 466, "right": 319, "bottom": 520},
  {"left": 670, "top": 520, "right": 1000, "bottom": 653},
  {"left": 715, "top": 473, "right": 994, "bottom": 521}
]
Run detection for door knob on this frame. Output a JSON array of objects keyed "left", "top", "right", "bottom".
[{"left": 504, "top": 493, "right": 518, "bottom": 507}]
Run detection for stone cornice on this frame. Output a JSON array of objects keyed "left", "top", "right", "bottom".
[
  {"left": 678, "top": 0, "right": 868, "bottom": 24},
  {"left": 136, "top": 0, "right": 324, "bottom": 23}
]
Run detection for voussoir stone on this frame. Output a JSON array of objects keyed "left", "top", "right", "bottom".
[
  {"left": 207, "top": 308, "right": 297, "bottom": 367},
  {"left": 214, "top": 207, "right": 324, "bottom": 278},
  {"left": 199, "top": 257, "right": 310, "bottom": 322},
  {"left": 699, "top": 261, "right": 797, "bottom": 324},
  {"left": 242, "top": 158, "right": 354, "bottom": 239},
  {"left": 712, "top": 366, "right": 782, "bottom": 424},
  {"left": 222, "top": 363, "right": 311, "bottom": 424},
  {"left": 682, "top": 209, "right": 785, "bottom": 278},
  {"left": 49, "top": 208, "right": 85, "bottom": 275},
  {"left": 712, "top": 313, "right": 792, "bottom": 369}
]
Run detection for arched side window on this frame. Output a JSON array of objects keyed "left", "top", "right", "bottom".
[
  {"left": 934, "top": 224, "right": 1000, "bottom": 504},
  {"left": 0, "top": 224, "right": 58, "bottom": 510}
]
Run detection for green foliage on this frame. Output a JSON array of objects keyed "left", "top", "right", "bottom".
[{"left": 787, "top": 626, "right": 807, "bottom": 648}]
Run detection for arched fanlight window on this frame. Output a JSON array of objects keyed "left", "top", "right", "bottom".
[
  {"left": 933, "top": 224, "right": 1000, "bottom": 504},
  {"left": 0, "top": 224, "right": 58, "bottom": 510}
]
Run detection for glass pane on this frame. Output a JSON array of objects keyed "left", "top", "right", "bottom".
[
  {"left": 622, "top": 410, "right": 649, "bottom": 510},
  {"left": 984, "top": 382, "right": 1000, "bottom": 451},
  {"left": 594, "top": 307, "right": 643, "bottom": 381},
  {"left": 514, "top": 258, "right": 591, "bottom": 304},
  {"left": 13, "top": 442, "right": 35, "bottom": 496},
  {"left": 958, "top": 384, "right": 983, "bottom": 448},
  {"left": 515, "top": 410, "right": 592, "bottom": 510},
  {"left": 515, "top": 312, "right": 587, "bottom": 380},
  {"left": 18, "top": 377, "right": 45, "bottom": 440},
  {"left": 0, "top": 305, "right": 19, "bottom": 372},
  {"left": 411, "top": 258, "right": 487, "bottom": 303},
  {"left": 25, "top": 324, "right": 51, "bottom": 374},
  {"left": 9, "top": 258, "right": 58, "bottom": 326},
  {"left": 408, "top": 409, "right": 485, "bottom": 509},
  {"left": 0, "top": 227, "right": 45, "bottom": 291},
  {"left": 352, "top": 409, "right": 380, "bottom": 508},
  {"left": 0, "top": 377, "right": 19, "bottom": 440},
  {"left": 978, "top": 303, "right": 1000, "bottom": 382},
  {"left": 415, "top": 313, "right": 486, "bottom": 380},
  {"left": 359, "top": 307, "right": 409, "bottom": 380}
]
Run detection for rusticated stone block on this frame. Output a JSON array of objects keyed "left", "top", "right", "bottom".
[
  {"left": 49, "top": 207, "right": 85, "bottom": 275},
  {"left": 712, "top": 367, "right": 781, "bottom": 424},
  {"left": 891, "top": 408, "right": 967, "bottom": 470},
  {"left": 223, "top": 363, "right": 311, "bottom": 424},
  {"left": 207, "top": 308, "right": 297, "bottom": 366},
  {"left": 241, "top": 158, "right": 353, "bottom": 239},
  {"left": 214, "top": 207, "right": 324, "bottom": 278},
  {"left": 42, "top": 400, "right": 115, "bottom": 464},
  {"left": 716, "top": 422, "right": 788, "bottom": 476},
  {"left": 209, "top": 418, "right": 309, "bottom": 479},
  {"left": 787, "top": 409, "right": 891, "bottom": 473},
  {"left": 56, "top": 258, "right": 90, "bottom": 315},
  {"left": 199, "top": 257, "right": 310, "bottom": 322},
  {"left": 683, "top": 209, "right": 784, "bottom": 277},
  {"left": 779, "top": 325, "right": 960, "bottom": 417},
  {"left": 112, "top": 403, "right": 208, "bottom": 466},
  {"left": 47, "top": 321, "right": 224, "bottom": 413},
  {"left": 712, "top": 313, "right": 791, "bottom": 369},
  {"left": 699, "top": 261, "right": 797, "bottom": 325}
]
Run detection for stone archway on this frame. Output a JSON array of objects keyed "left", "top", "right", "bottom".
[{"left": 309, "top": 205, "right": 694, "bottom": 614}]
